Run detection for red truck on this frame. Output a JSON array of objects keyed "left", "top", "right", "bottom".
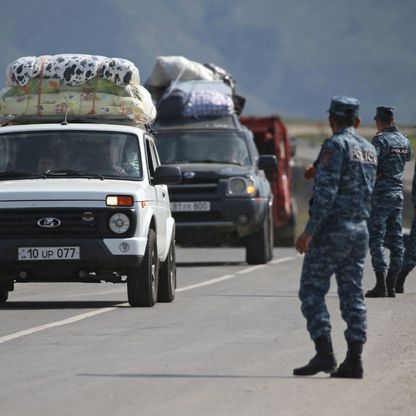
[{"left": 240, "top": 115, "right": 296, "bottom": 246}]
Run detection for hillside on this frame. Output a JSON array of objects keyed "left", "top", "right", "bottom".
[{"left": 1, "top": 0, "right": 415, "bottom": 122}]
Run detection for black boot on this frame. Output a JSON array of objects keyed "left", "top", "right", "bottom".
[
  {"left": 386, "top": 269, "right": 398, "bottom": 298},
  {"left": 365, "top": 271, "right": 387, "bottom": 298},
  {"left": 395, "top": 269, "right": 410, "bottom": 294},
  {"left": 293, "top": 335, "right": 337, "bottom": 376},
  {"left": 331, "top": 341, "right": 363, "bottom": 379}
]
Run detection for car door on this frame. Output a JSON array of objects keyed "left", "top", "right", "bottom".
[{"left": 145, "top": 134, "right": 169, "bottom": 254}]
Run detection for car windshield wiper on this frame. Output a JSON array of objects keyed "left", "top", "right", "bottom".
[
  {"left": 0, "top": 171, "right": 46, "bottom": 179},
  {"left": 185, "top": 159, "right": 244, "bottom": 165},
  {"left": 43, "top": 169, "right": 104, "bottom": 180}
]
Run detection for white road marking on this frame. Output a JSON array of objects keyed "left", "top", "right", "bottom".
[
  {"left": 0, "top": 307, "right": 117, "bottom": 345},
  {"left": 270, "top": 256, "right": 299, "bottom": 264},
  {"left": 176, "top": 274, "right": 235, "bottom": 292},
  {"left": 0, "top": 256, "right": 297, "bottom": 345}
]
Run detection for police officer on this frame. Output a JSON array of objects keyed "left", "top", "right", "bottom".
[
  {"left": 365, "top": 107, "right": 411, "bottom": 298},
  {"left": 395, "top": 162, "right": 416, "bottom": 293},
  {"left": 294, "top": 96, "right": 377, "bottom": 379}
]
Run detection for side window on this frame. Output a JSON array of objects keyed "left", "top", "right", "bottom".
[
  {"left": 145, "top": 134, "right": 159, "bottom": 180},
  {"left": 149, "top": 141, "right": 160, "bottom": 168}
]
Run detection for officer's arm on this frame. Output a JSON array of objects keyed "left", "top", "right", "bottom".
[
  {"left": 371, "top": 135, "right": 384, "bottom": 175},
  {"left": 407, "top": 143, "right": 413, "bottom": 162},
  {"left": 304, "top": 140, "right": 343, "bottom": 236},
  {"left": 412, "top": 164, "right": 416, "bottom": 207}
]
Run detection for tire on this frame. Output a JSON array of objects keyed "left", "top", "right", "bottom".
[
  {"left": 0, "top": 290, "right": 8, "bottom": 304},
  {"left": 127, "top": 229, "right": 159, "bottom": 307},
  {"left": 158, "top": 240, "right": 176, "bottom": 303},
  {"left": 245, "top": 208, "right": 273, "bottom": 265}
]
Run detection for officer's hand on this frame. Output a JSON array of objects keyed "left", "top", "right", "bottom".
[
  {"left": 295, "top": 233, "right": 313, "bottom": 254},
  {"left": 304, "top": 165, "right": 316, "bottom": 180}
]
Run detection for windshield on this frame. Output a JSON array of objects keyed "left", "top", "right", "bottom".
[
  {"left": 156, "top": 131, "right": 251, "bottom": 165},
  {"left": 0, "top": 130, "right": 142, "bottom": 180}
]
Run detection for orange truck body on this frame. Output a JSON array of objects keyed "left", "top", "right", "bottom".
[{"left": 240, "top": 115, "right": 295, "bottom": 241}]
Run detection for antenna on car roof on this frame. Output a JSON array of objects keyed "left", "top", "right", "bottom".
[{"left": 61, "top": 109, "right": 69, "bottom": 126}]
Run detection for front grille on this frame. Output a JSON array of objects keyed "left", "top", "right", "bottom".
[
  {"left": 173, "top": 211, "right": 224, "bottom": 222},
  {"left": 169, "top": 183, "right": 219, "bottom": 195},
  {"left": 0, "top": 208, "right": 135, "bottom": 239}
]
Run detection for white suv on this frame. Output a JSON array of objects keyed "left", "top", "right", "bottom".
[{"left": 0, "top": 122, "right": 180, "bottom": 307}]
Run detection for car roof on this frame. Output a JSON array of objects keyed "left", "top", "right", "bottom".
[
  {"left": 152, "top": 115, "right": 246, "bottom": 132},
  {"left": 0, "top": 122, "right": 147, "bottom": 136}
]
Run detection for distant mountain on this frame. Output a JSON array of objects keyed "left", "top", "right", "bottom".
[{"left": 1, "top": 0, "right": 415, "bottom": 123}]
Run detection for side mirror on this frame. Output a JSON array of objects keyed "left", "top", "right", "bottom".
[
  {"left": 257, "top": 155, "right": 278, "bottom": 170},
  {"left": 153, "top": 166, "right": 181, "bottom": 185}
]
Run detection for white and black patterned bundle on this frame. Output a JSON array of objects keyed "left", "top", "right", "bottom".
[{"left": 6, "top": 54, "right": 140, "bottom": 87}]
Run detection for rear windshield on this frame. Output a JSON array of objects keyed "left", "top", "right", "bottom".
[
  {"left": 156, "top": 130, "right": 251, "bottom": 165},
  {"left": 0, "top": 130, "right": 142, "bottom": 180}
]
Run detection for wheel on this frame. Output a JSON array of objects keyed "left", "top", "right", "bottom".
[
  {"left": 158, "top": 240, "right": 176, "bottom": 303},
  {"left": 245, "top": 208, "right": 273, "bottom": 265},
  {"left": 0, "top": 290, "right": 8, "bottom": 304},
  {"left": 127, "top": 229, "right": 159, "bottom": 307}
]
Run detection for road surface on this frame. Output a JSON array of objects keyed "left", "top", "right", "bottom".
[{"left": 1, "top": 247, "right": 415, "bottom": 416}]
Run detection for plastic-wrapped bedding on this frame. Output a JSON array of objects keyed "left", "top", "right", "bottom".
[
  {"left": 147, "top": 56, "right": 218, "bottom": 87},
  {"left": 182, "top": 91, "right": 234, "bottom": 118},
  {"left": 6, "top": 54, "right": 140, "bottom": 87},
  {"left": 1, "top": 54, "right": 155, "bottom": 124},
  {"left": 0, "top": 84, "right": 156, "bottom": 124}
]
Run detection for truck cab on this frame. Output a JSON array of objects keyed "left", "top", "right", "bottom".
[{"left": 240, "top": 116, "right": 296, "bottom": 246}]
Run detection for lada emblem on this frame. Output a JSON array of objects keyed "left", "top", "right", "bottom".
[
  {"left": 37, "top": 217, "right": 61, "bottom": 228},
  {"left": 183, "top": 171, "right": 196, "bottom": 179},
  {"left": 82, "top": 211, "right": 95, "bottom": 222}
]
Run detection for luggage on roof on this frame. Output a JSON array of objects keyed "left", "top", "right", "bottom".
[
  {"left": 0, "top": 54, "right": 155, "bottom": 125},
  {"left": 156, "top": 80, "right": 237, "bottom": 119}
]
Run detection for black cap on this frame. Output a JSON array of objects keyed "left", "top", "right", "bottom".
[{"left": 374, "top": 106, "right": 394, "bottom": 121}]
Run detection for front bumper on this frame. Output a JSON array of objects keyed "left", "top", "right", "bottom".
[
  {"left": 172, "top": 197, "right": 269, "bottom": 243},
  {"left": 0, "top": 238, "right": 145, "bottom": 283}
]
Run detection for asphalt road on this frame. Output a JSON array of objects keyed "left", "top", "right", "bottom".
[{"left": 1, "top": 247, "right": 415, "bottom": 416}]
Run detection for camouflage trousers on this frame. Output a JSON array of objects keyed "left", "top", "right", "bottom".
[
  {"left": 299, "top": 220, "right": 368, "bottom": 343},
  {"left": 402, "top": 216, "right": 416, "bottom": 272},
  {"left": 368, "top": 195, "right": 404, "bottom": 273}
]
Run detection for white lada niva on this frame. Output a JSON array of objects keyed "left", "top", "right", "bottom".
[{"left": 0, "top": 122, "right": 180, "bottom": 307}]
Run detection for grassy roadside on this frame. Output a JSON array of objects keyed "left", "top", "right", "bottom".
[
  {"left": 285, "top": 118, "right": 416, "bottom": 236},
  {"left": 285, "top": 118, "right": 416, "bottom": 147}
]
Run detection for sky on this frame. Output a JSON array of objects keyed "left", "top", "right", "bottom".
[{"left": 1, "top": 0, "right": 415, "bottom": 123}]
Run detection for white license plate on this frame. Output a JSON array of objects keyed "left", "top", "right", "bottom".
[
  {"left": 171, "top": 201, "right": 211, "bottom": 212},
  {"left": 18, "top": 247, "right": 80, "bottom": 261}
]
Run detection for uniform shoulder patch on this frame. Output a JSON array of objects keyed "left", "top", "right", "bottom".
[{"left": 319, "top": 148, "right": 335, "bottom": 166}]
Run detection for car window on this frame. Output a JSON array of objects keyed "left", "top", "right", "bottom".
[
  {"left": 156, "top": 131, "right": 251, "bottom": 165},
  {"left": 0, "top": 131, "right": 143, "bottom": 180},
  {"left": 145, "top": 136, "right": 157, "bottom": 177}
]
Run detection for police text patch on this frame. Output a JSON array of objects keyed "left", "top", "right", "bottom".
[{"left": 350, "top": 148, "right": 377, "bottom": 164}]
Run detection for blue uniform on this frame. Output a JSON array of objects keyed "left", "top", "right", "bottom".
[
  {"left": 368, "top": 126, "right": 411, "bottom": 273},
  {"left": 300, "top": 127, "right": 377, "bottom": 343}
]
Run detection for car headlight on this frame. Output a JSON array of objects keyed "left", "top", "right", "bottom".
[
  {"left": 227, "top": 177, "right": 257, "bottom": 197},
  {"left": 109, "top": 213, "right": 130, "bottom": 234}
]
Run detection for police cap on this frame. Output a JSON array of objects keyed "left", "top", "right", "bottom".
[
  {"left": 374, "top": 106, "right": 394, "bottom": 121},
  {"left": 327, "top": 96, "right": 360, "bottom": 118}
]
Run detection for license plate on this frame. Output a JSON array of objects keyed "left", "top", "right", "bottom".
[
  {"left": 18, "top": 247, "right": 80, "bottom": 261},
  {"left": 171, "top": 201, "right": 211, "bottom": 212}
]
